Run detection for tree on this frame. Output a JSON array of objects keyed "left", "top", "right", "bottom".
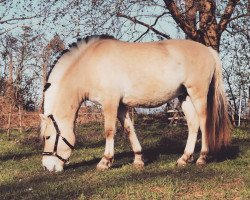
[
  {"left": 0, "top": 26, "right": 44, "bottom": 109},
  {"left": 116, "top": 0, "right": 249, "bottom": 51},
  {"left": 40, "top": 34, "right": 65, "bottom": 110}
]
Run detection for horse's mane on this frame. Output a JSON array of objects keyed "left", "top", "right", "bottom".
[{"left": 45, "top": 34, "right": 115, "bottom": 85}]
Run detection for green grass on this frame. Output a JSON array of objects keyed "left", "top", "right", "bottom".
[{"left": 0, "top": 121, "right": 249, "bottom": 200}]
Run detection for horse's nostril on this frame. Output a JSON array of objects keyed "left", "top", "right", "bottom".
[{"left": 43, "top": 166, "right": 47, "bottom": 171}]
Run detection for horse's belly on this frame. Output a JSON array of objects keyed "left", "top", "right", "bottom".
[{"left": 122, "top": 85, "right": 183, "bottom": 108}]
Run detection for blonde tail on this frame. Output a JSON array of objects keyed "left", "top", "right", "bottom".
[{"left": 206, "top": 48, "right": 231, "bottom": 152}]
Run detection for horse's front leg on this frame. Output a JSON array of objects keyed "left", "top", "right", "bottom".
[
  {"left": 97, "top": 102, "right": 118, "bottom": 170},
  {"left": 117, "top": 105, "right": 144, "bottom": 168}
]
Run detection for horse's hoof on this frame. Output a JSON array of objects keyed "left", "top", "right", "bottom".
[
  {"left": 176, "top": 158, "right": 187, "bottom": 167},
  {"left": 96, "top": 158, "right": 112, "bottom": 171},
  {"left": 96, "top": 163, "right": 110, "bottom": 171},
  {"left": 196, "top": 157, "right": 207, "bottom": 166},
  {"left": 177, "top": 153, "right": 194, "bottom": 167},
  {"left": 133, "top": 161, "right": 144, "bottom": 169}
]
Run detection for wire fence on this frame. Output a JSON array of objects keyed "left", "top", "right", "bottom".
[
  {"left": 0, "top": 112, "right": 103, "bottom": 132},
  {"left": 1, "top": 108, "right": 249, "bottom": 133},
  {"left": 0, "top": 108, "right": 187, "bottom": 133}
]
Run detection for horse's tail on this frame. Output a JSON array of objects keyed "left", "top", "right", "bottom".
[{"left": 206, "top": 47, "right": 231, "bottom": 153}]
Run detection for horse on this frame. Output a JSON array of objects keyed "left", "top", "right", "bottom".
[{"left": 40, "top": 35, "right": 230, "bottom": 172}]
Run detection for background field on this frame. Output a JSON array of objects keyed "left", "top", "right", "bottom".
[{"left": 0, "top": 120, "right": 249, "bottom": 200}]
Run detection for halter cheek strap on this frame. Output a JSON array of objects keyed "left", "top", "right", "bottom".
[{"left": 42, "top": 114, "right": 74, "bottom": 163}]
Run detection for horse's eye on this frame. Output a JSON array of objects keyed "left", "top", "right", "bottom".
[{"left": 45, "top": 136, "right": 51, "bottom": 140}]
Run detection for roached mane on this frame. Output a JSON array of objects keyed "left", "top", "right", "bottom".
[{"left": 46, "top": 34, "right": 115, "bottom": 82}]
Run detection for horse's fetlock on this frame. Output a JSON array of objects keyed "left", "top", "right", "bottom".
[
  {"left": 124, "top": 126, "right": 131, "bottom": 134},
  {"left": 196, "top": 152, "right": 208, "bottom": 165}
]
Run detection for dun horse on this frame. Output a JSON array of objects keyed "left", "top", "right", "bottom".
[{"left": 40, "top": 35, "right": 230, "bottom": 172}]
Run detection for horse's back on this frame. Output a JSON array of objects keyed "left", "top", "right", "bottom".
[{"left": 88, "top": 39, "right": 215, "bottom": 77}]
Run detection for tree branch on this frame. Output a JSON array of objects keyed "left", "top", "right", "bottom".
[
  {"left": 134, "top": 29, "right": 150, "bottom": 42},
  {"left": 227, "top": 13, "right": 250, "bottom": 23},
  {"left": 0, "top": 14, "right": 42, "bottom": 24},
  {"left": 219, "top": 0, "right": 240, "bottom": 33},
  {"left": 163, "top": 0, "right": 198, "bottom": 40},
  {"left": 134, "top": 12, "right": 171, "bottom": 41},
  {"left": 117, "top": 12, "right": 171, "bottom": 39}
]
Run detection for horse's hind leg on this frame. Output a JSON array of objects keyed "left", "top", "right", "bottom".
[
  {"left": 96, "top": 101, "right": 119, "bottom": 170},
  {"left": 186, "top": 88, "right": 209, "bottom": 165},
  {"left": 117, "top": 105, "right": 144, "bottom": 168},
  {"left": 177, "top": 95, "right": 199, "bottom": 166}
]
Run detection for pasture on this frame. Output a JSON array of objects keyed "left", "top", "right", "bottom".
[{"left": 0, "top": 119, "right": 249, "bottom": 200}]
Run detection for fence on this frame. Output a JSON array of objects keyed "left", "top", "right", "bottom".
[
  {"left": 0, "top": 112, "right": 104, "bottom": 132},
  {"left": 0, "top": 108, "right": 187, "bottom": 132}
]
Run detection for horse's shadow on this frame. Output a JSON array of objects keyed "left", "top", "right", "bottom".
[
  {"left": 0, "top": 152, "right": 38, "bottom": 162},
  {"left": 209, "top": 145, "right": 240, "bottom": 162},
  {"left": 65, "top": 136, "right": 240, "bottom": 171}
]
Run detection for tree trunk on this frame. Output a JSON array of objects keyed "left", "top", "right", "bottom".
[
  {"left": 165, "top": 0, "right": 240, "bottom": 51},
  {"left": 8, "top": 52, "right": 13, "bottom": 86},
  {"left": 40, "top": 58, "right": 48, "bottom": 112},
  {"left": 199, "top": 0, "right": 220, "bottom": 51},
  {"left": 6, "top": 52, "right": 14, "bottom": 100},
  {"left": 42, "top": 62, "right": 47, "bottom": 87},
  {"left": 248, "top": 86, "right": 250, "bottom": 120},
  {"left": 185, "top": 0, "right": 198, "bottom": 34}
]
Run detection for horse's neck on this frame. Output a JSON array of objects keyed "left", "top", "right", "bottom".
[
  {"left": 45, "top": 85, "right": 81, "bottom": 129},
  {"left": 54, "top": 97, "right": 80, "bottom": 125}
]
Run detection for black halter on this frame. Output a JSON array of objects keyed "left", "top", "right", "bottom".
[{"left": 42, "top": 114, "right": 74, "bottom": 163}]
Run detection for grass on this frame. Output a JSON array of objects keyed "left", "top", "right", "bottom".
[{"left": 0, "top": 120, "right": 249, "bottom": 200}]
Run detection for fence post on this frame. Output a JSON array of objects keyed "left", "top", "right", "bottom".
[
  {"left": 18, "top": 105, "right": 22, "bottom": 133},
  {"left": 7, "top": 104, "right": 12, "bottom": 136}
]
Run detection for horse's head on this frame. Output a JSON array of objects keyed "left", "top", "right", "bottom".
[{"left": 40, "top": 114, "right": 75, "bottom": 172}]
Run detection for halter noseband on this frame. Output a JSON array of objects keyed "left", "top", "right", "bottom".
[{"left": 42, "top": 114, "right": 74, "bottom": 163}]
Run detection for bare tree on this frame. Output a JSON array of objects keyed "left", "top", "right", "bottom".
[
  {"left": 40, "top": 34, "right": 65, "bottom": 109},
  {"left": 116, "top": 0, "right": 249, "bottom": 51}
]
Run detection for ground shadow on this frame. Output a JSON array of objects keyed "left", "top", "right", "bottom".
[
  {"left": 64, "top": 157, "right": 101, "bottom": 170},
  {"left": 209, "top": 145, "right": 240, "bottom": 162},
  {"left": 66, "top": 134, "right": 241, "bottom": 170},
  {"left": 142, "top": 137, "right": 184, "bottom": 165},
  {"left": 0, "top": 151, "right": 39, "bottom": 162},
  {"left": 66, "top": 136, "right": 185, "bottom": 170}
]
